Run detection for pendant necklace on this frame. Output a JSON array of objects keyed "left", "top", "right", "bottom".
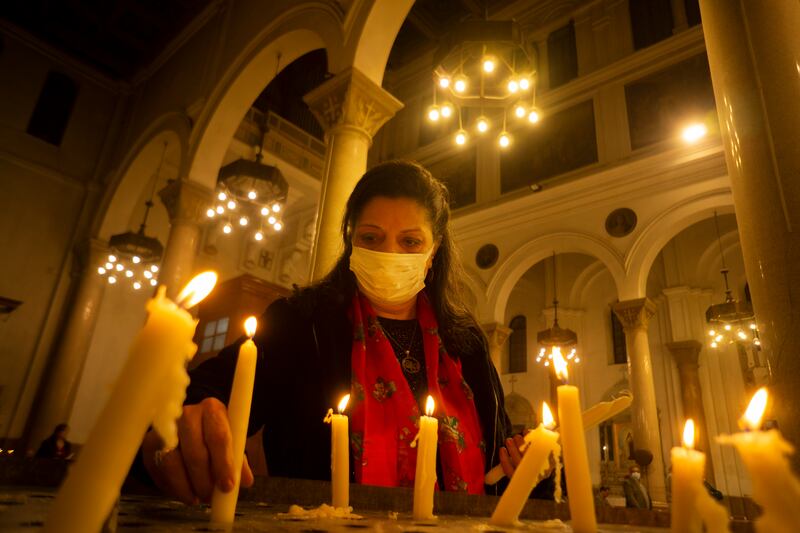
[{"left": 381, "top": 322, "right": 421, "bottom": 374}]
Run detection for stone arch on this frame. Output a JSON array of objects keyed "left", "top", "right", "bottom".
[
  {"left": 505, "top": 392, "right": 536, "bottom": 430},
  {"left": 695, "top": 228, "right": 742, "bottom": 285},
  {"left": 487, "top": 232, "right": 626, "bottom": 323},
  {"left": 96, "top": 112, "right": 191, "bottom": 240},
  {"left": 568, "top": 259, "right": 609, "bottom": 308},
  {"left": 188, "top": 5, "right": 344, "bottom": 190},
  {"left": 460, "top": 266, "right": 490, "bottom": 321},
  {"left": 621, "top": 189, "right": 735, "bottom": 299}
]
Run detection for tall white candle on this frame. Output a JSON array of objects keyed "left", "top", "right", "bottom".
[
  {"left": 44, "top": 273, "right": 217, "bottom": 533},
  {"left": 670, "top": 419, "right": 719, "bottom": 533},
  {"left": 211, "top": 316, "right": 259, "bottom": 523},
  {"left": 554, "top": 350, "right": 597, "bottom": 533},
  {"left": 413, "top": 395, "right": 438, "bottom": 520},
  {"left": 718, "top": 388, "right": 800, "bottom": 533},
  {"left": 324, "top": 394, "right": 351, "bottom": 509},
  {"left": 491, "top": 402, "right": 561, "bottom": 526}
]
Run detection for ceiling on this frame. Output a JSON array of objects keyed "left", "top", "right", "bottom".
[{"left": 0, "top": 0, "right": 214, "bottom": 80}]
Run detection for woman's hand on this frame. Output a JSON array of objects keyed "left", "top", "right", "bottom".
[
  {"left": 499, "top": 433, "right": 527, "bottom": 478},
  {"left": 142, "top": 397, "right": 254, "bottom": 504}
]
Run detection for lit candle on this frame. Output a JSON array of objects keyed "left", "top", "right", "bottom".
[
  {"left": 554, "top": 351, "right": 597, "bottom": 533},
  {"left": 484, "top": 393, "right": 632, "bottom": 485},
  {"left": 44, "top": 272, "right": 217, "bottom": 533},
  {"left": 211, "top": 316, "right": 259, "bottom": 523},
  {"left": 413, "top": 395, "right": 438, "bottom": 520},
  {"left": 718, "top": 388, "right": 800, "bottom": 532},
  {"left": 323, "top": 394, "right": 351, "bottom": 509},
  {"left": 491, "top": 402, "right": 561, "bottom": 526}
]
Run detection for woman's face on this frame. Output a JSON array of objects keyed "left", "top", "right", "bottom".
[{"left": 353, "top": 196, "right": 436, "bottom": 262}]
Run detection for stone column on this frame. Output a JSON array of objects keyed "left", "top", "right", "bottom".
[
  {"left": 30, "top": 239, "right": 108, "bottom": 446},
  {"left": 670, "top": 0, "right": 689, "bottom": 33},
  {"left": 158, "top": 179, "right": 214, "bottom": 299},
  {"left": 612, "top": 297, "right": 667, "bottom": 506},
  {"left": 666, "top": 340, "right": 715, "bottom": 483},
  {"left": 482, "top": 322, "right": 512, "bottom": 373},
  {"left": 698, "top": 0, "right": 800, "bottom": 466},
  {"left": 304, "top": 67, "right": 403, "bottom": 281}
]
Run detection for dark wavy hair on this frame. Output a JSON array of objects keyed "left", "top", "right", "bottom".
[{"left": 313, "top": 160, "right": 482, "bottom": 355}]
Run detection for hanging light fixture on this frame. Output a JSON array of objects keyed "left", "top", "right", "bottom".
[
  {"left": 425, "top": 18, "right": 543, "bottom": 149},
  {"left": 536, "top": 252, "right": 581, "bottom": 366},
  {"left": 706, "top": 212, "right": 761, "bottom": 348},
  {"left": 100, "top": 143, "right": 166, "bottom": 290}
]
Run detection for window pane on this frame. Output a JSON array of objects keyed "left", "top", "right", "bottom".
[
  {"left": 217, "top": 317, "right": 229, "bottom": 334},
  {"left": 548, "top": 21, "right": 578, "bottom": 89},
  {"left": 629, "top": 0, "right": 674, "bottom": 51},
  {"left": 27, "top": 71, "right": 78, "bottom": 146},
  {"left": 200, "top": 338, "right": 213, "bottom": 354},
  {"left": 213, "top": 333, "right": 227, "bottom": 351},
  {"left": 204, "top": 321, "right": 216, "bottom": 337}
]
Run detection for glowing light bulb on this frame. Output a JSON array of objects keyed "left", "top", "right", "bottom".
[
  {"left": 115, "top": 264, "right": 124, "bottom": 272},
  {"left": 239, "top": 216, "right": 249, "bottom": 226},
  {"left": 150, "top": 265, "right": 158, "bottom": 273},
  {"left": 132, "top": 256, "right": 141, "bottom": 264},
  {"left": 737, "top": 330, "right": 748, "bottom": 340},
  {"left": 709, "top": 330, "right": 716, "bottom": 337},
  {"left": 682, "top": 123, "right": 707, "bottom": 143},
  {"left": 133, "top": 281, "right": 141, "bottom": 290},
  {"left": 248, "top": 190, "right": 257, "bottom": 200},
  {"left": 482, "top": 56, "right": 496, "bottom": 73},
  {"left": 711, "top": 341, "right": 718, "bottom": 348},
  {"left": 108, "top": 276, "right": 117, "bottom": 284},
  {"left": 218, "top": 192, "right": 227, "bottom": 201},
  {"left": 519, "top": 77, "right": 531, "bottom": 90},
  {"left": 507, "top": 79, "right": 519, "bottom": 93},
  {"left": 476, "top": 117, "right": 489, "bottom": 133},
  {"left": 455, "top": 130, "right": 467, "bottom": 145},
  {"left": 125, "top": 270, "right": 134, "bottom": 278},
  {"left": 105, "top": 262, "right": 113, "bottom": 270},
  {"left": 143, "top": 270, "right": 153, "bottom": 279},
  {"left": 216, "top": 205, "right": 225, "bottom": 214},
  {"left": 223, "top": 223, "right": 232, "bottom": 234},
  {"left": 749, "top": 323, "right": 757, "bottom": 330},
  {"left": 514, "top": 104, "right": 526, "bottom": 118},
  {"left": 454, "top": 76, "right": 467, "bottom": 93},
  {"left": 440, "top": 103, "right": 453, "bottom": 118},
  {"left": 427, "top": 105, "right": 440, "bottom": 122},
  {"left": 724, "top": 324, "right": 732, "bottom": 331},
  {"left": 108, "top": 255, "right": 117, "bottom": 263},
  {"left": 227, "top": 200, "right": 236, "bottom": 210},
  {"left": 268, "top": 216, "right": 277, "bottom": 225},
  {"left": 150, "top": 279, "right": 158, "bottom": 286},
  {"left": 272, "top": 203, "right": 281, "bottom": 213},
  {"left": 254, "top": 231, "right": 263, "bottom": 241},
  {"left": 97, "top": 267, "right": 106, "bottom": 275},
  {"left": 273, "top": 222, "right": 283, "bottom": 231},
  {"left": 439, "top": 76, "right": 450, "bottom": 89},
  {"left": 498, "top": 131, "right": 511, "bottom": 148},
  {"left": 528, "top": 109, "right": 540, "bottom": 123},
  {"left": 207, "top": 208, "right": 216, "bottom": 218}
]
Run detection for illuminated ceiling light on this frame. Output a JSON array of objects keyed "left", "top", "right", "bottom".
[
  {"left": 150, "top": 265, "right": 158, "bottom": 273},
  {"left": 273, "top": 221, "right": 283, "bottom": 231},
  {"left": 482, "top": 55, "right": 496, "bottom": 73},
  {"left": 537, "top": 252, "right": 581, "bottom": 368},
  {"left": 682, "top": 123, "right": 707, "bottom": 143},
  {"left": 454, "top": 76, "right": 467, "bottom": 93},
  {"left": 476, "top": 116, "right": 490, "bottom": 133},
  {"left": 115, "top": 264, "right": 124, "bottom": 272},
  {"left": 507, "top": 79, "right": 519, "bottom": 93},
  {"left": 143, "top": 270, "right": 153, "bottom": 279},
  {"left": 108, "top": 255, "right": 117, "bottom": 263},
  {"left": 439, "top": 76, "right": 450, "bottom": 89},
  {"left": 216, "top": 205, "right": 225, "bottom": 214},
  {"left": 150, "top": 279, "right": 158, "bottom": 287},
  {"left": 440, "top": 102, "right": 453, "bottom": 118},
  {"left": 455, "top": 129, "right": 467, "bottom": 146},
  {"left": 108, "top": 276, "right": 117, "bottom": 284},
  {"left": 514, "top": 104, "right": 526, "bottom": 118},
  {"left": 217, "top": 192, "right": 227, "bottom": 201},
  {"left": 227, "top": 200, "right": 236, "bottom": 210},
  {"left": 272, "top": 203, "right": 281, "bottom": 213},
  {"left": 207, "top": 208, "right": 216, "bottom": 218},
  {"left": 519, "top": 77, "right": 531, "bottom": 90},
  {"left": 132, "top": 256, "right": 141, "bottom": 264},
  {"left": 125, "top": 270, "right": 134, "bottom": 278},
  {"left": 247, "top": 190, "right": 257, "bottom": 200},
  {"left": 528, "top": 109, "right": 540, "bottom": 123},
  {"left": 133, "top": 281, "right": 142, "bottom": 290},
  {"left": 97, "top": 267, "right": 106, "bottom": 275},
  {"left": 261, "top": 207, "right": 269, "bottom": 216},
  {"left": 105, "top": 262, "right": 113, "bottom": 270},
  {"left": 254, "top": 231, "right": 264, "bottom": 241},
  {"left": 427, "top": 105, "right": 440, "bottom": 122},
  {"left": 268, "top": 216, "right": 277, "bottom": 225},
  {"left": 498, "top": 131, "right": 512, "bottom": 148},
  {"left": 223, "top": 223, "right": 233, "bottom": 234},
  {"left": 239, "top": 216, "right": 249, "bottom": 226}
]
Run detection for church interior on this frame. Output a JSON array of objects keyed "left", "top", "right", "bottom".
[{"left": 1, "top": 0, "right": 799, "bottom": 530}]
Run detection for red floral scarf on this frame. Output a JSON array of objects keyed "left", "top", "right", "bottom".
[{"left": 348, "top": 290, "right": 486, "bottom": 494}]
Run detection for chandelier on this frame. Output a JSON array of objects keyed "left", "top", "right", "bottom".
[
  {"left": 425, "top": 19, "right": 541, "bottom": 149},
  {"left": 98, "top": 144, "right": 166, "bottom": 290},
  {"left": 706, "top": 212, "right": 760, "bottom": 349},
  {"left": 536, "top": 253, "right": 581, "bottom": 367},
  {"left": 206, "top": 136, "right": 288, "bottom": 241}
]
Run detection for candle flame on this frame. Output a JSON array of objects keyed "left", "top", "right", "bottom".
[
  {"left": 553, "top": 347, "right": 568, "bottom": 381},
  {"left": 682, "top": 419, "right": 695, "bottom": 449},
  {"left": 176, "top": 271, "right": 217, "bottom": 308},
  {"left": 244, "top": 316, "right": 257, "bottom": 337},
  {"left": 741, "top": 387, "right": 768, "bottom": 431},
  {"left": 542, "top": 402, "right": 555, "bottom": 429},
  {"left": 425, "top": 395, "right": 435, "bottom": 416},
  {"left": 338, "top": 394, "right": 350, "bottom": 414}
]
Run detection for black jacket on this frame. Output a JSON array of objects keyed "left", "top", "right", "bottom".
[{"left": 185, "top": 285, "right": 512, "bottom": 493}]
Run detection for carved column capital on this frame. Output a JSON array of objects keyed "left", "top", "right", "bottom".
[
  {"left": 612, "top": 297, "right": 657, "bottom": 331},
  {"left": 303, "top": 67, "right": 403, "bottom": 140},
  {"left": 666, "top": 339, "right": 703, "bottom": 368},
  {"left": 158, "top": 179, "right": 214, "bottom": 225},
  {"left": 482, "top": 322, "right": 513, "bottom": 349}
]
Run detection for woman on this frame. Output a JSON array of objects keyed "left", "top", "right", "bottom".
[{"left": 143, "top": 160, "right": 522, "bottom": 504}]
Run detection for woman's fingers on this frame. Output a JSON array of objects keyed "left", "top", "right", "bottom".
[
  {"left": 201, "top": 398, "right": 235, "bottom": 492},
  {"left": 159, "top": 446, "right": 199, "bottom": 505},
  {"left": 241, "top": 454, "right": 255, "bottom": 488},
  {"left": 177, "top": 405, "right": 213, "bottom": 502},
  {"left": 506, "top": 436, "right": 524, "bottom": 467},
  {"left": 499, "top": 446, "right": 515, "bottom": 478}
]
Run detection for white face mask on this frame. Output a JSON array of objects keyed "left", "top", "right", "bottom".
[
  {"left": 349, "top": 246, "right": 433, "bottom": 306},
  {"left": 631, "top": 472, "right": 641, "bottom": 481}
]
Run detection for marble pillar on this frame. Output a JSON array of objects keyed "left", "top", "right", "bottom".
[
  {"left": 30, "top": 239, "right": 108, "bottom": 446},
  {"left": 698, "top": 0, "right": 800, "bottom": 467},
  {"left": 667, "top": 340, "right": 715, "bottom": 483},
  {"left": 304, "top": 67, "right": 403, "bottom": 281},
  {"left": 482, "top": 322, "right": 512, "bottom": 374},
  {"left": 612, "top": 298, "right": 667, "bottom": 506},
  {"left": 158, "top": 179, "right": 213, "bottom": 299}
]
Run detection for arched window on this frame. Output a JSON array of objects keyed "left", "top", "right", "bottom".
[{"left": 508, "top": 315, "right": 527, "bottom": 374}]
